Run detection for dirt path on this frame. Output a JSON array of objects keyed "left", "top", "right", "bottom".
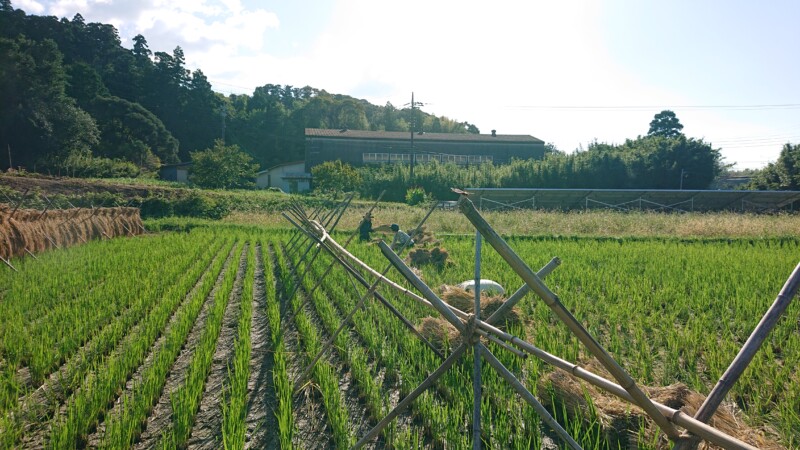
[
  {"left": 186, "top": 244, "right": 248, "bottom": 449},
  {"left": 243, "top": 244, "right": 278, "bottom": 449},
  {"left": 134, "top": 243, "right": 238, "bottom": 450},
  {"left": 83, "top": 242, "right": 226, "bottom": 448}
]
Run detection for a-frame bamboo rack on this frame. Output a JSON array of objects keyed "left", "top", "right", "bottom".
[{"left": 282, "top": 192, "right": 799, "bottom": 450}]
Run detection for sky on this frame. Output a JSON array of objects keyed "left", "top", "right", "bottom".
[{"left": 14, "top": 0, "right": 800, "bottom": 170}]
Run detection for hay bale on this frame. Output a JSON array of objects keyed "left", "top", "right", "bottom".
[{"left": 537, "top": 360, "right": 785, "bottom": 449}]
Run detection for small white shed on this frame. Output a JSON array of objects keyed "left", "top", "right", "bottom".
[{"left": 256, "top": 161, "right": 311, "bottom": 193}]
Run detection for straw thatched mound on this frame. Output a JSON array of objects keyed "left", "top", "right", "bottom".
[
  {"left": 0, "top": 206, "right": 143, "bottom": 260},
  {"left": 439, "top": 285, "right": 520, "bottom": 327},
  {"left": 537, "top": 360, "right": 784, "bottom": 449},
  {"left": 416, "top": 286, "right": 522, "bottom": 354}
]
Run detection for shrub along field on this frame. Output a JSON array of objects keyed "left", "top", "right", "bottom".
[{"left": 0, "top": 211, "right": 797, "bottom": 448}]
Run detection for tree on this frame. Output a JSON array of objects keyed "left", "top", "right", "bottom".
[
  {"left": 311, "top": 160, "right": 362, "bottom": 193},
  {"left": 189, "top": 140, "right": 259, "bottom": 189},
  {"left": 648, "top": 110, "right": 684, "bottom": 138},
  {"left": 746, "top": 143, "right": 800, "bottom": 190}
]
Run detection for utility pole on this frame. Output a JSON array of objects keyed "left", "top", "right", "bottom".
[
  {"left": 680, "top": 168, "right": 688, "bottom": 190},
  {"left": 7, "top": 144, "right": 11, "bottom": 171},
  {"left": 406, "top": 92, "right": 425, "bottom": 181}
]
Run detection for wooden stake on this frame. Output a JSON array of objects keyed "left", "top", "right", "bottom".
[{"left": 1, "top": 256, "right": 17, "bottom": 272}]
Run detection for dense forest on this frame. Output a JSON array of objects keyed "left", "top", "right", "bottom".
[
  {"left": 0, "top": 3, "right": 478, "bottom": 177},
  {"left": 3, "top": 3, "right": 797, "bottom": 191}
]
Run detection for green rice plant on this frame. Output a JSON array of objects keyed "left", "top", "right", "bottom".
[
  {"left": 162, "top": 240, "right": 245, "bottom": 448},
  {"left": 262, "top": 239, "right": 294, "bottom": 448},
  {"left": 100, "top": 237, "right": 231, "bottom": 448},
  {"left": 221, "top": 243, "right": 256, "bottom": 450},
  {"left": 45, "top": 236, "right": 233, "bottom": 448}
]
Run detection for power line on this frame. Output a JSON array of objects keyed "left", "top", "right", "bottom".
[{"left": 503, "top": 103, "right": 800, "bottom": 111}]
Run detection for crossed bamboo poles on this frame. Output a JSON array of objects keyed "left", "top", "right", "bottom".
[{"left": 283, "top": 193, "right": 798, "bottom": 450}]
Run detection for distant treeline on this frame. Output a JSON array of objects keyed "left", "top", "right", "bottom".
[
  {"left": 0, "top": 2, "right": 478, "bottom": 177},
  {"left": 314, "top": 134, "right": 725, "bottom": 201}
]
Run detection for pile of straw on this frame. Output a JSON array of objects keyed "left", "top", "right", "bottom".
[
  {"left": 407, "top": 246, "right": 451, "bottom": 269},
  {"left": 409, "top": 225, "right": 439, "bottom": 246},
  {"left": 537, "top": 360, "right": 784, "bottom": 449},
  {"left": 416, "top": 285, "right": 521, "bottom": 354},
  {"left": 0, "top": 206, "right": 143, "bottom": 260}
]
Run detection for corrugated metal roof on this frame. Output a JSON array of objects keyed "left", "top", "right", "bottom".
[{"left": 305, "top": 128, "right": 544, "bottom": 143}]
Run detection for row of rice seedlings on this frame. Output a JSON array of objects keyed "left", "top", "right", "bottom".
[
  {"left": 0, "top": 233, "right": 217, "bottom": 419},
  {"left": 275, "top": 244, "right": 352, "bottom": 448},
  {"left": 310, "top": 244, "right": 473, "bottom": 446},
  {"left": 43, "top": 235, "right": 235, "bottom": 448},
  {"left": 0, "top": 235, "right": 138, "bottom": 328},
  {"left": 99, "top": 236, "right": 232, "bottom": 448},
  {"left": 292, "top": 250, "right": 386, "bottom": 421},
  {"left": 7, "top": 233, "right": 210, "bottom": 384},
  {"left": 221, "top": 242, "right": 256, "bottom": 449},
  {"left": 0, "top": 234, "right": 221, "bottom": 448},
  {"left": 263, "top": 239, "right": 293, "bottom": 448},
  {"left": 161, "top": 239, "right": 245, "bottom": 449}
]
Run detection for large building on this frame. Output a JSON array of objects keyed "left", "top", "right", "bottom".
[{"left": 304, "top": 128, "right": 545, "bottom": 172}]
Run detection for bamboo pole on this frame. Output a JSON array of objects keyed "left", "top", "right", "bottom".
[
  {"left": 457, "top": 195, "right": 680, "bottom": 439},
  {"left": 9, "top": 188, "right": 29, "bottom": 218},
  {"left": 294, "top": 278, "right": 381, "bottom": 393},
  {"left": 491, "top": 332, "right": 758, "bottom": 450},
  {"left": 289, "top": 218, "right": 445, "bottom": 359},
  {"left": 472, "top": 231, "right": 483, "bottom": 450},
  {"left": 303, "top": 209, "right": 757, "bottom": 450},
  {"left": 378, "top": 241, "right": 465, "bottom": 333},
  {"left": 673, "top": 261, "right": 800, "bottom": 450},
  {"left": 1, "top": 256, "right": 17, "bottom": 272},
  {"left": 283, "top": 191, "right": 387, "bottom": 324},
  {"left": 352, "top": 343, "right": 468, "bottom": 449},
  {"left": 478, "top": 342, "right": 582, "bottom": 450},
  {"left": 485, "top": 257, "right": 561, "bottom": 325},
  {"left": 317, "top": 224, "right": 554, "bottom": 349}
]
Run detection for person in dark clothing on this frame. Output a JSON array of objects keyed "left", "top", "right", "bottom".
[{"left": 359, "top": 212, "right": 374, "bottom": 241}]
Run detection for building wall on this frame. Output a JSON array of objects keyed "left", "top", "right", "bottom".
[
  {"left": 159, "top": 165, "right": 190, "bottom": 182},
  {"left": 256, "top": 162, "right": 310, "bottom": 193},
  {"left": 305, "top": 137, "right": 545, "bottom": 171}
]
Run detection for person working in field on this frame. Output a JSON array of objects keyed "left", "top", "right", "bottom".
[
  {"left": 358, "top": 212, "right": 393, "bottom": 242},
  {"left": 390, "top": 223, "right": 414, "bottom": 251}
]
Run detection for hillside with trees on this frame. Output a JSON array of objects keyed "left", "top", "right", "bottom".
[
  {"left": 4, "top": 3, "right": 795, "bottom": 193},
  {"left": 0, "top": 3, "right": 478, "bottom": 177}
]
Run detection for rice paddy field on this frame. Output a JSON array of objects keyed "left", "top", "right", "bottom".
[{"left": 0, "top": 206, "right": 798, "bottom": 449}]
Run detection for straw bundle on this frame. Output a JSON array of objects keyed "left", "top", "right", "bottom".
[
  {"left": 417, "top": 317, "right": 461, "bottom": 353},
  {"left": 0, "top": 206, "right": 143, "bottom": 260},
  {"left": 439, "top": 285, "right": 520, "bottom": 327},
  {"left": 537, "top": 360, "right": 784, "bottom": 449},
  {"left": 409, "top": 225, "right": 439, "bottom": 246},
  {"left": 407, "top": 246, "right": 452, "bottom": 269}
]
